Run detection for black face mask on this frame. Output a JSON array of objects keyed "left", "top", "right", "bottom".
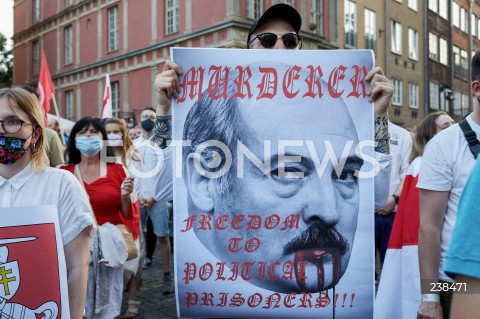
[{"left": 141, "top": 119, "right": 155, "bottom": 132}]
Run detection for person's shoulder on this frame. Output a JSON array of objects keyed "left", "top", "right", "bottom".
[
  {"left": 59, "top": 163, "right": 74, "bottom": 173},
  {"left": 41, "top": 166, "right": 76, "bottom": 184},
  {"left": 108, "top": 162, "right": 127, "bottom": 177}
]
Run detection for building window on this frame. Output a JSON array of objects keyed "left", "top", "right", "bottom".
[
  {"left": 310, "top": 0, "right": 323, "bottom": 36},
  {"left": 429, "top": 81, "right": 439, "bottom": 110},
  {"left": 460, "top": 7, "right": 468, "bottom": 32},
  {"left": 472, "top": 14, "right": 477, "bottom": 37},
  {"left": 391, "top": 21, "right": 402, "bottom": 54},
  {"left": 460, "top": 50, "right": 468, "bottom": 80},
  {"left": 65, "top": 26, "right": 73, "bottom": 65},
  {"left": 108, "top": 6, "right": 119, "bottom": 51},
  {"left": 166, "top": 0, "right": 179, "bottom": 34},
  {"left": 246, "top": 0, "right": 263, "bottom": 19},
  {"left": 409, "top": 83, "right": 419, "bottom": 109},
  {"left": 364, "top": 9, "right": 376, "bottom": 51},
  {"left": 32, "top": 40, "right": 39, "bottom": 76},
  {"left": 453, "top": 91, "right": 461, "bottom": 115},
  {"left": 428, "top": 0, "right": 438, "bottom": 13},
  {"left": 438, "top": 0, "right": 447, "bottom": 19},
  {"left": 439, "top": 38, "right": 448, "bottom": 65},
  {"left": 284, "top": 0, "right": 295, "bottom": 5},
  {"left": 65, "top": 90, "right": 74, "bottom": 121},
  {"left": 408, "top": 0, "right": 418, "bottom": 11},
  {"left": 453, "top": 2, "right": 460, "bottom": 28},
  {"left": 429, "top": 32, "right": 438, "bottom": 61},
  {"left": 462, "top": 93, "right": 469, "bottom": 115},
  {"left": 66, "top": 0, "right": 72, "bottom": 6},
  {"left": 33, "top": 0, "right": 40, "bottom": 23},
  {"left": 111, "top": 81, "right": 120, "bottom": 117},
  {"left": 408, "top": 83, "right": 419, "bottom": 109},
  {"left": 453, "top": 46, "right": 461, "bottom": 78},
  {"left": 393, "top": 79, "right": 402, "bottom": 106},
  {"left": 478, "top": 19, "right": 480, "bottom": 39},
  {"left": 344, "top": 0, "right": 357, "bottom": 47},
  {"left": 408, "top": 28, "right": 418, "bottom": 60}
]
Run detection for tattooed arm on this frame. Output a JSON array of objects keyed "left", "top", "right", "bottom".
[
  {"left": 375, "top": 115, "right": 390, "bottom": 154},
  {"left": 152, "top": 60, "right": 182, "bottom": 149}
]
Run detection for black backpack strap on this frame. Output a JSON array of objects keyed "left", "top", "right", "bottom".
[{"left": 459, "top": 119, "right": 480, "bottom": 159}]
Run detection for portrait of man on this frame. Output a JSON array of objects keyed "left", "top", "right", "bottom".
[{"left": 181, "top": 62, "right": 367, "bottom": 294}]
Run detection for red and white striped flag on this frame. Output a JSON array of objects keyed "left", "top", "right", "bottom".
[
  {"left": 374, "top": 157, "right": 422, "bottom": 319},
  {"left": 38, "top": 49, "right": 56, "bottom": 125},
  {"left": 101, "top": 74, "right": 112, "bottom": 119}
]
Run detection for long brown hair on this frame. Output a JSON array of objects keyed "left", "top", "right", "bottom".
[
  {"left": 104, "top": 118, "right": 140, "bottom": 165},
  {"left": 0, "top": 87, "right": 48, "bottom": 171},
  {"left": 409, "top": 111, "right": 450, "bottom": 163}
]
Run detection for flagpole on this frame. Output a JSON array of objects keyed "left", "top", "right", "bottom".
[{"left": 51, "top": 94, "right": 66, "bottom": 145}]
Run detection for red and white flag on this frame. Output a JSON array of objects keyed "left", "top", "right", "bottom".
[
  {"left": 38, "top": 49, "right": 56, "bottom": 124},
  {"left": 101, "top": 74, "right": 112, "bottom": 119},
  {"left": 374, "top": 157, "right": 422, "bottom": 319}
]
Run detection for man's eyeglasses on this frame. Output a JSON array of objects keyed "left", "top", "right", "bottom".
[
  {"left": 248, "top": 32, "right": 303, "bottom": 49},
  {"left": 0, "top": 119, "right": 33, "bottom": 134}
]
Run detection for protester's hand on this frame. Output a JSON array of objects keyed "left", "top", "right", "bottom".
[
  {"left": 154, "top": 60, "right": 182, "bottom": 115},
  {"left": 121, "top": 176, "right": 135, "bottom": 197},
  {"left": 416, "top": 302, "right": 443, "bottom": 319},
  {"left": 366, "top": 67, "right": 394, "bottom": 116},
  {"left": 375, "top": 196, "right": 396, "bottom": 215},
  {"left": 140, "top": 197, "right": 155, "bottom": 208}
]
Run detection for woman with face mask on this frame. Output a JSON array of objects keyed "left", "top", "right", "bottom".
[
  {"left": 60, "top": 117, "right": 136, "bottom": 319},
  {"left": 0, "top": 87, "right": 94, "bottom": 319}
]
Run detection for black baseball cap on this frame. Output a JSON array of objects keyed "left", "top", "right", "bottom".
[{"left": 247, "top": 3, "right": 302, "bottom": 48}]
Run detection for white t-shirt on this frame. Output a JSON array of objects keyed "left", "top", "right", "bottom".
[
  {"left": 388, "top": 121, "right": 412, "bottom": 195},
  {"left": 417, "top": 114, "right": 480, "bottom": 281},
  {"left": 0, "top": 164, "right": 95, "bottom": 245}
]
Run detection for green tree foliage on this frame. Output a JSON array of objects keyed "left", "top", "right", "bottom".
[{"left": 0, "top": 33, "right": 13, "bottom": 89}]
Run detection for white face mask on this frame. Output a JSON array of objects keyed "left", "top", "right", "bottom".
[{"left": 107, "top": 133, "right": 123, "bottom": 147}]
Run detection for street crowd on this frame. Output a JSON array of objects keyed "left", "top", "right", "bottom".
[{"left": 1, "top": 3, "right": 480, "bottom": 319}]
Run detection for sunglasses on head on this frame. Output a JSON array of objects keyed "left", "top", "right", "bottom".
[{"left": 248, "top": 32, "right": 303, "bottom": 49}]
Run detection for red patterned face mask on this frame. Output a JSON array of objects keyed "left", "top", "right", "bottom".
[{"left": 0, "top": 135, "right": 32, "bottom": 165}]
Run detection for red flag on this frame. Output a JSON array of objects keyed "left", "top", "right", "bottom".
[{"left": 37, "top": 49, "right": 56, "bottom": 124}]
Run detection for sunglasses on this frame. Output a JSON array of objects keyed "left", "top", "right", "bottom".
[{"left": 248, "top": 32, "right": 303, "bottom": 49}]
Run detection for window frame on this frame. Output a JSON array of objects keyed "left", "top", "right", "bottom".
[
  {"left": 108, "top": 6, "right": 119, "bottom": 52},
  {"left": 344, "top": 0, "right": 357, "bottom": 48},
  {"left": 64, "top": 25, "right": 73, "bottom": 65},
  {"left": 391, "top": 20, "right": 402, "bottom": 55}
]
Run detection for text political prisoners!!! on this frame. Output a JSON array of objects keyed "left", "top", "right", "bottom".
[
  {"left": 177, "top": 64, "right": 369, "bottom": 103},
  {"left": 180, "top": 214, "right": 356, "bottom": 310}
]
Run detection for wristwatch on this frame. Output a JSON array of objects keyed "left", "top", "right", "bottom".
[{"left": 392, "top": 194, "right": 400, "bottom": 205}]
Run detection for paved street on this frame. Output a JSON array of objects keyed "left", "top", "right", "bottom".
[{"left": 119, "top": 254, "right": 177, "bottom": 319}]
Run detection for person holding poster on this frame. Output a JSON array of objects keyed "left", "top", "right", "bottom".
[
  {"left": 150, "top": 4, "right": 394, "bottom": 318},
  {"left": 0, "top": 87, "right": 94, "bottom": 319}
]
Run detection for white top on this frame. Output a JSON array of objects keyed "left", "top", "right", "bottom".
[
  {"left": 417, "top": 114, "right": 480, "bottom": 281},
  {"left": 388, "top": 121, "right": 412, "bottom": 195},
  {"left": 0, "top": 164, "right": 95, "bottom": 245}
]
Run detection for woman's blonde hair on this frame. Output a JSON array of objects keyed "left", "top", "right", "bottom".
[{"left": 0, "top": 87, "right": 48, "bottom": 171}]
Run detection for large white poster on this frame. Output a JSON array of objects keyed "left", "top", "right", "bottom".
[
  {"left": 0, "top": 205, "right": 69, "bottom": 318},
  {"left": 173, "top": 48, "right": 375, "bottom": 318}
]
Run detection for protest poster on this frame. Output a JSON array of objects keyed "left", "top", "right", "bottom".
[
  {"left": 172, "top": 47, "right": 375, "bottom": 318},
  {"left": 0, "top": 205, "right": 69, "bottom": 318}
]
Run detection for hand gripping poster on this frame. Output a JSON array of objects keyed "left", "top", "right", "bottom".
[
  {"left": 0, "top": 206, "right": 69, "bottom": 318},
  {"left": 173, "top": 48, "right": 376, "bottom": 318}
]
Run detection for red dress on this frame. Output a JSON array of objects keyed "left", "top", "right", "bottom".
[{"left": 61, "top": 163, "right": 140, "bottom": 239}]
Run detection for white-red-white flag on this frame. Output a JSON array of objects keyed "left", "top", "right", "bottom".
[
  {"left": 374, "top": 158, "right": 422, "bottom": 319},
  {"left": 38, "top": 49, "right": 56, "bottom": 125},
  {"left": 101, "top": 74, "right": 112, "bottom": 119}
]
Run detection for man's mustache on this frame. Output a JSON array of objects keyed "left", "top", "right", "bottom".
[{"left": 283, "top": 223, "right": 349, "bottom": 256}]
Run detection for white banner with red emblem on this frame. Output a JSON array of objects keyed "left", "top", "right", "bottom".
[
  {"left": 172, "top": 48, "right": 376, "bottom": 318},
  {"left": 0, "top": 206, "right": 68, "bottom": 318}
]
